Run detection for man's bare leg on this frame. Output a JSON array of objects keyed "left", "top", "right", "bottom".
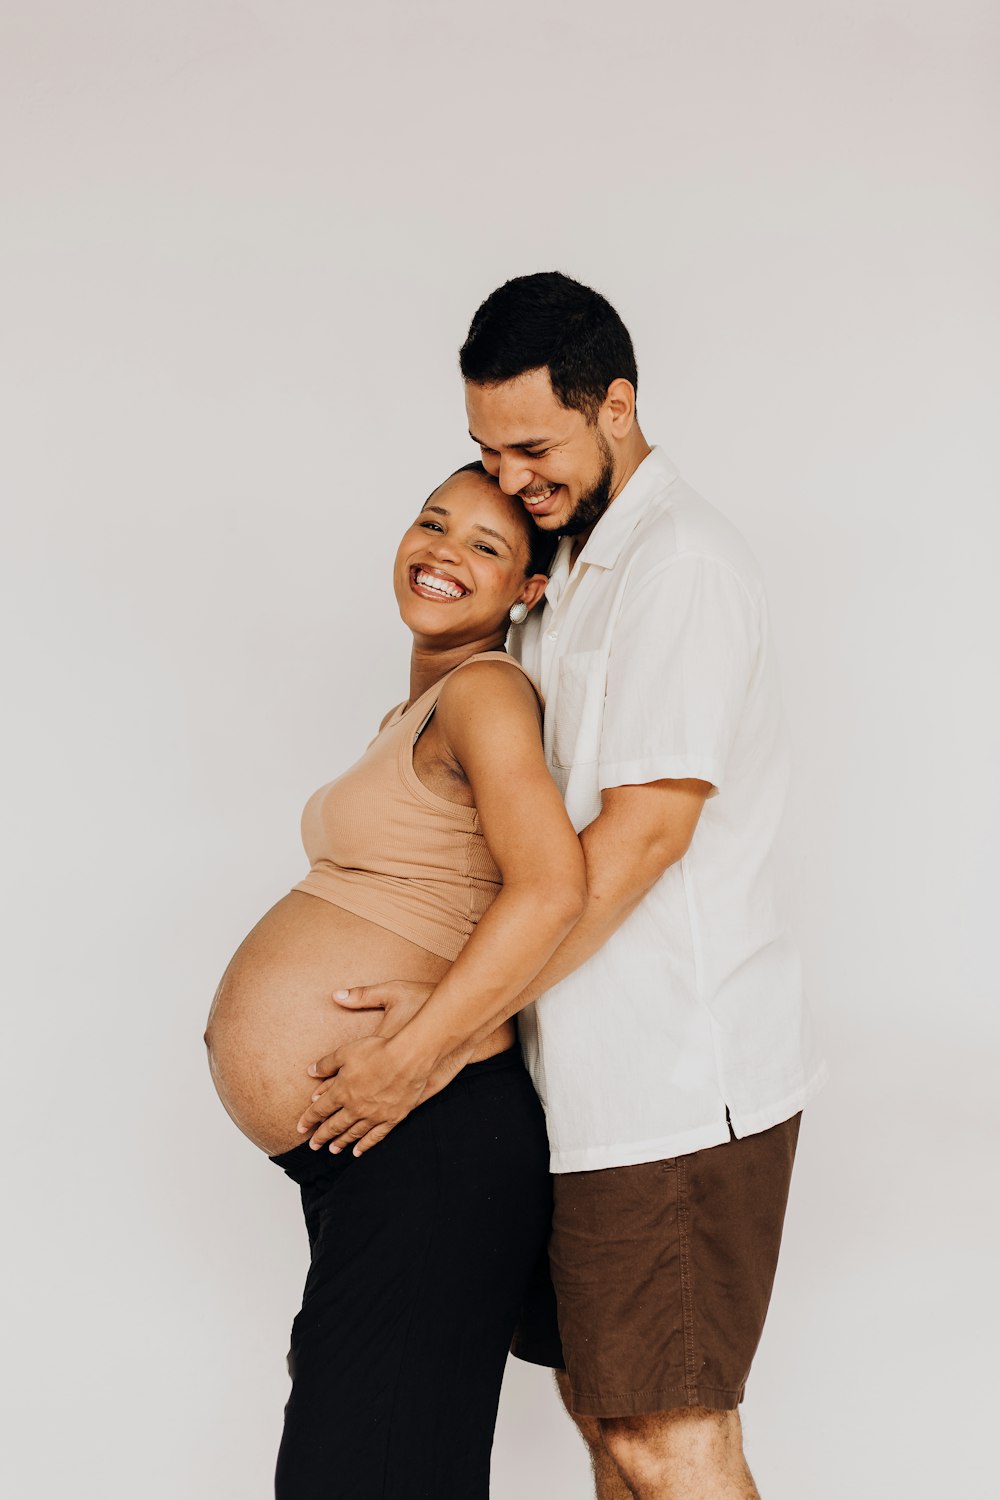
[
  {"left": 555, "top": 1372, "right": 635, "bottom": 1499},
  {"left": 599, "top": 1407, "right": 760, "bottom": 1500}
]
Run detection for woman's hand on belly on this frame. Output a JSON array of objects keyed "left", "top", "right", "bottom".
[
  {"left": 297, "top": 1034, "right": 430, "bottom": 1152},
  {"left": 294, "top": 983, "right": 435, "bottom": 1150},
  {"left": 298, "top": 982, "right": 514, "bottom": 1155},
  {"left": 326, "top": 980, "right": 435, "bottom": 1037},
  {"left": 297, "top": 1027, "right": 473, "bottom": 1155}
]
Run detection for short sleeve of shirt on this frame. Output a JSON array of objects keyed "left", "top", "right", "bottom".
[{"left": 599, "top": 555, "right": 760, "bottom": 795}]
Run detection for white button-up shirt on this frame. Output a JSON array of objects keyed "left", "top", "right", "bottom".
[{"left": 514, "top": 447, "right": 827, "bottom": 1172}]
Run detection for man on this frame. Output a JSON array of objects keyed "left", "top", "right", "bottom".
[{"left": 299, "top": 272, "right": 826, "bottom": 1499}]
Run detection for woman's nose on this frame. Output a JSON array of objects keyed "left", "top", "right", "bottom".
[
  {"left": 428, "top": 533, "right": 461, "bottom": 563},
  {"left": 498, "top": 454, "right": 534, "bottom": 496}
]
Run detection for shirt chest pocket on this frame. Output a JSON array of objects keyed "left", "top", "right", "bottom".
[{"left": 551, "top": 650, "right": 606, "bottom": 769}]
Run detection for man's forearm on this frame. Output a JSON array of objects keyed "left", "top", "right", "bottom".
[
  {"left": 397, "top": 806, "right": 675, "bottom": 1067},
  {"left": 464, "top": 866, "right": 649, "bottom": 1043},
  {"left": 301, "top": 780, "right": 709, "bottom": 1152},
  {"left": 384, "top": 877, "right": 585, "bottom": 1071},
  {"left": 384, "top": 779, "right": 710, "bottom": 1084}
]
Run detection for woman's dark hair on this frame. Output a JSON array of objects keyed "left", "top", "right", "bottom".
[
  {"left": 459, "top": 271, "right": 638, "bottom": 422},
  {"left": 446, "top": 461, "right": 557, "bottom": 576}
]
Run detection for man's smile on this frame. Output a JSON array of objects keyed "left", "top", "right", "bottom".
[{"left": 520, "top": 484, "right": 563, "bottom": 515}]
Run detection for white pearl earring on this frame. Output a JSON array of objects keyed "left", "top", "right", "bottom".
[{"left": 509, "top": 601, "right": 528, "bottom": 625}]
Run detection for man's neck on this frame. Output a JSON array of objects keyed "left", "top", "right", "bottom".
[{"left": 570, "top": 425, "right": 652, "bottom": 563}]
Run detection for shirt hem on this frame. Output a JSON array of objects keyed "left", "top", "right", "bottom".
[
  {"left": 599, "top": 755, "right": 724, "bottom": 795},
  {"left": 727, "top": 1060, "right": 829, "bottom": 1141},
  {"left": 547, "top": 1062, "right": 828, "bottom": 1174}
]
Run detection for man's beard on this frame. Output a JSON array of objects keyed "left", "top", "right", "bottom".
[{"left": 556, "top": 430, "right": 616, "bottom": 538}]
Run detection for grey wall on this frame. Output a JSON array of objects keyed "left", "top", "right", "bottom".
[{"left": 2, "top": 3, "right": 997, "bottom": 1495}]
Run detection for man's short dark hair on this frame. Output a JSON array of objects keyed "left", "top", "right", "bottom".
[
  {"left": 446, "top": 461, "right": 557, "bottom": 577},
  {"left": 459, "top": 271, "right": 638, "bottom": 422}
]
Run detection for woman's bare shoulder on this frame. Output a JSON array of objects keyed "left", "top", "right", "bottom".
[{"left": 437, "top": 657, "right": 542, "bottom": 727}]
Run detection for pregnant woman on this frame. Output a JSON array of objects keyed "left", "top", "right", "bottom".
[{"left": 204, "top": 462, "right": 585, "bottom": 1499}]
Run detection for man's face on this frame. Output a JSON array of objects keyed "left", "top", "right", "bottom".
[{"left": 465, "top": 368, "right": 617, "bottom": 536}]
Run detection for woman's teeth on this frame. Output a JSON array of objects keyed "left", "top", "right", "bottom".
[{"left": 413, "top": 568, "right": 468, "bottom": 599}]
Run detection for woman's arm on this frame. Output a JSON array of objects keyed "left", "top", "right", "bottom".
[{"left": 296, "top": 659, "right": 586, "bottom": 1150}]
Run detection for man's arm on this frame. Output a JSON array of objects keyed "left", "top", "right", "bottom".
[
  {"left": 301, "top": 776, "right": 710, "bottom": 1152},
  {"left": 415, "top": 775, "right": 710, "bottom": 1053}
]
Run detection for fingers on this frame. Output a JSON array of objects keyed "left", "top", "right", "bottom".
[
  {"left": 348, "top": 1121, "right": 395, "bottom": 1158},
  {"left": 332, "top": 986, "right": 384, "bottom": 1011},
  {"left": 321, "top": 1117, "right": 397, "bottom": 1158},
  {"left": 308, "top": 1052, "right": 341, "bottom": 1079},
  {"left": 295, "top": 1077, "right": 340, "bottom": 1136},
  {"left": 309, "top": 1109, "right": 371, "bottom": 1151},
  {"left": 372, "top": 983, "right": 434, "bottom": 1038}
]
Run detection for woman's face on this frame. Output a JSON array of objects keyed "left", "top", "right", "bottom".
[{"left": 394, "top": 472, "right": 548, "bottom": 645}]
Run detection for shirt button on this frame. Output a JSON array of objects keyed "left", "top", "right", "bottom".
[{"left": 547, "top": 630, "right": 559, "bottom": 641}]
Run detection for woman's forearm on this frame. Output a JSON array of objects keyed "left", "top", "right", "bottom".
[{"left": 392, "top": 876, "right": 585, "bottom": 1069}]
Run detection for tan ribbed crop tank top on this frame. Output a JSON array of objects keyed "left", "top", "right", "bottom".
[{"left": 292, "top": 652, "right": 539, "bottom": 961}]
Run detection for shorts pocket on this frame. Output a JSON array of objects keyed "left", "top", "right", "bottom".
[{"left": 551, "top": 650, "right": 605, "bottom": 769}]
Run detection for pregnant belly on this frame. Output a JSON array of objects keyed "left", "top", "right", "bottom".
[{"left": 205, "top": 890, "right": 461, "bottom": 1155}]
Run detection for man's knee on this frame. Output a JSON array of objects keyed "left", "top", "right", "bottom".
[
  {"left": 556, "top": 1373, "right": 638, "bottom": 1499},
  {"left": 598, "top": 1406, "right": 746, "bottom": 1486}
]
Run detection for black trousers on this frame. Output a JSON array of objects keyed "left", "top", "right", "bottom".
[{"left": 270, "top": 1048, "right": 552, "bottom": 1500}]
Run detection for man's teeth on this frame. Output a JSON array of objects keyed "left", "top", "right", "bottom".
[
  {"left": 524, "top": 487, "right": 556, "bottom": 504},
  {"left": 415, "top": 569, "right": 466, "bottom": 598}
]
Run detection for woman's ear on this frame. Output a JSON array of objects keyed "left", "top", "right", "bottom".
[{"left": 519, "top": 573, "right": 550, "bottom": 614}]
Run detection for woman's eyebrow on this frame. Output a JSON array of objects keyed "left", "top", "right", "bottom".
[
  {"left": 419, "top": 503, "right": 512, "bottom": 549},
  {"left": 473, "top": 524, "right": 513, "bottom": 547}
]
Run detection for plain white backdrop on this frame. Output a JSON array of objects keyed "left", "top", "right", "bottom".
[{"left": 2, "top": 2, "right": 997, "bottom": 1496}]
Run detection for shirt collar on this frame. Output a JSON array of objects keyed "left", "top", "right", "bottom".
[{"left": 574, "top": 446, "right": 679, "bottom": 571}]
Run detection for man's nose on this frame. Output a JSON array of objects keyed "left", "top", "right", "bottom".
[{"left": 498, "top": 454, "right": 534, "bottom": 496}]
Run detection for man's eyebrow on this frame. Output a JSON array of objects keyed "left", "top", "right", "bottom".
[
  {"left": 419, "top": 503, "right": 514, "bottom": 548},
  {"left": 468, "top": 431, "right": 553, "bottom": 452}
]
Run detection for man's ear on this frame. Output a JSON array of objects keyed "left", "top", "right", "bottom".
[{"left": 602, "top": 377, "right": 637, "bottom": 438}]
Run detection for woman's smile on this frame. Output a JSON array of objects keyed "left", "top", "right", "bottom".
[{"left": 409, "top": 564, "right": 471, "bottom": 601}]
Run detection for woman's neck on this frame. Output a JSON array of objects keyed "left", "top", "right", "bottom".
[{"left": 406, "top": 631, "right": 507, "bottom": 708}]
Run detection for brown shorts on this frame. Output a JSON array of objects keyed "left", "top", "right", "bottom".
[{"left": 512, "top": 1112, "right": 801, "bottom": 1417}]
